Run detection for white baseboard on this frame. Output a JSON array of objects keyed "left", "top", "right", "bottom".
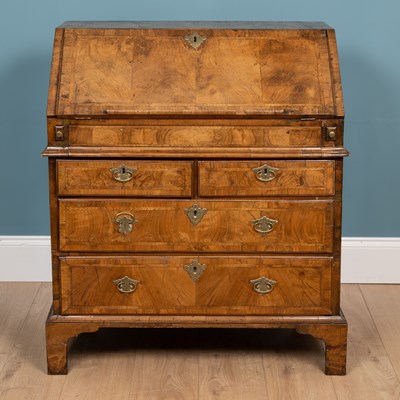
[
  {"left": 0, "top": 236, "right": 52, "bottom": 282},
  {"left": 0, "top": 236, "right": 399, "bottom": 283},
  {"left": 341, "top": 237, "right": 400, "bottom": 283}
]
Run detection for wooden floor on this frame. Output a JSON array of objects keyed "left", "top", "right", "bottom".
[{"left": 1, "top": 283, "right": 400, "bottom": 399}]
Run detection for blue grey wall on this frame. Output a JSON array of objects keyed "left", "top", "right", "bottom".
[{"left": 0, "top": 0, "right": 399, "bottom": 236}]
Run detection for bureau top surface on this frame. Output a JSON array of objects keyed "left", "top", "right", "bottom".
[
  {"left": 48, "top": 21, "right": 344, "bottom": 119},
  {"left": 59, "top": 21, "right": 333, "bottom": 29}
]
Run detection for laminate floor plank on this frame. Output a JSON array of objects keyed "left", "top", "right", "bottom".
[
  {"left": 198, "top": 330, "right": 267, "bottom": 400},
  {"left": 58, "top": 329, "right": 136, "bottom": 400},
  {"left": 129, "top": 349, "right": 198, "bottom": 400},
  {"left": 360, "top": 285, "right": 400, "bottom": 378},
  {"left": 127, "top": 328, "right": 199, "bottom": 400},
  {"left": 0, "top": 282, "right": 40, "bottom": 375},
  {"left": 0, "top": 283, "right": 65, "bottom": 400},
  {"left": 331, "top": 284, "right": 400, "bottom": 400}
]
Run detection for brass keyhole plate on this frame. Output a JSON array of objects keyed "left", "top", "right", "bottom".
[
  {"left": 184, "top": 204, "right": 207, "bottom": 226},
  {"left": 184, "top": 260, "right": 207, "bottom": 282},
  {"left": 185, "top": 32, "right": 207, "bottom": 49}
]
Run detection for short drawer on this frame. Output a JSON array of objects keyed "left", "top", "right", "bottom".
[
  {"left": 60, "top": 256, "right": 333, "bottom": 315},
  {"left": 198, "top": 160, "right": 335, "bottom": 197},
  {"left": 59, "top": 199, "right": 334, "bottom": 253},
  {"left": 57, "top": 160, "right": 193, "bottom": 197}
]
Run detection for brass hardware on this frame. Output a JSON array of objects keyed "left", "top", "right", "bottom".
[
  {"left": 325, "top": 126, "right": 337, "bottom": 141},
  {"left": 55, "top": 125, "right": 65, "bottom": 141},
  {"left": 252, "top": 164, "right": 280, "bottom": 182},
  {"left": 184, "top": 260, "right": 207, "bottom": 282},
  {"left": 113, "top": 212, "right": 137, "bottom": 235},
  {"left": 185, "top": 204, "right": 207, "bottom": 226},
  {"left": 250, "top": 277, "right": 277, "bottom": 295},
  {"left": 251, "top": 216, "right": 278, "bottom": 236},
  {"left": 110, "top": 165, "right": 137, "bottom": 182},
  {"left": 185, "top": 32, "right": 207, "bottom": 49},
  {"left": 113, "top": 276, "right": 140, "bottom": 294}
]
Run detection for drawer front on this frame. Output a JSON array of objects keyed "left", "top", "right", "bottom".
[
  {"left": 59, "top": 199, "right": 333, "bottom": 253},
  {"left": 68, "top": 125, "right": 323, "bottom": 148},
  {"left": 57, "top": 160, "right": 193, "bottom": 197},
  {"left": 199, "top": 160, "right": 335, "bottom": 197},
  {"left": 60, "top": 256, "right": 333, "bottom": 315}
]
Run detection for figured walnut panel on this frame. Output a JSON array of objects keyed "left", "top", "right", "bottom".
[
  {"left": 198, "top": 160, "right": 335, "bottom": 196},
  {"left": 56, "top": 29, "right": 336, "bottom": 116},
  {"left": 197, "top": 256, "right": 332, "bottom": 313},
  {"left": 68, "top": 125, "right": 323, "bottom": 148},
  {"left": 60, "top": 256, "right": 332, "bottom": 315},
  {"left": 60, "top": 256, "right": 196, "bottom": 314},
  {"left": 57, "top": 160, "right": 193, "bottom": 197},
  {"left": 58, "top": 199, "right": 334, "bottom": 253}
]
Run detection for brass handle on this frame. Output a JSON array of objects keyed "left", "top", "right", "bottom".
[
  {"left": 113, "top": 212, "right": 137, "bottom": 235},
  {"left": 113, "top": 276, "right": 140, "bottom": 294},
  {"left": 252, "top": 164, "right": 279, "bottom": 182},
  {"left": 250, "top": 277, "right": 276, "bottom": 295},
  {"left": 325, "top": 126, "right": 337, "bottom": 141},
  {"left": 110, "top": 165, "right": 137, "bottom": 182},
  {"left": 251, "top": 216, "right": 278, "bottom": 236}
]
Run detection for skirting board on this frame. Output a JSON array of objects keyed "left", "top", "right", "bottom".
[{"left": 0, "top": 236, "right": 399, "bottom": 283}]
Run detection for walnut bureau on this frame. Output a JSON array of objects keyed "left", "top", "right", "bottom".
[{"left": 43, "top": 21, "right": 349, "bottom": 375}]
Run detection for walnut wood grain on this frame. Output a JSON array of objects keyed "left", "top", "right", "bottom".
[
  {"left": 46, "top": 309, "right": 100, "bottom": 374},
  {"left": 296, "top": 314, "right": 347, "bottom": 375},
  {"left": 198, "top": 160, "right": 335, "bottom": 197},
  {"left": 59, "top": 21, "right": 334, "bottom": 29},
  {"left": 68, "top": 125, "right": 324, "bottom": 148},
  {"left": 45, "top": 305, "right": 347, "bottom": 375},
  {"left": 44, "top": 21, "right": 348, "bottom": 376},
  {"left": 47, "top": 28, "right": 64, "bottom": 117},
  {"left": 57, "top": 160, "right": 193, "bottom": 197},
  {"left": 55, "top": 28, "right": 338, "bottom": 117},
  {"left": 58, "top": 199, "right": 334, "bottom": 253},
  {"left": 59, "top": 256, "right": 332, "bottom": 315},
  {"left": 48, "top": 159, "right": 61, "bottom": 313},
  {"left": 43, "top": 145, "right": 349, "bottom": 159}
]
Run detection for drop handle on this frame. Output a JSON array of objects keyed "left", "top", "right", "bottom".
[
  {"left": 251, "top": 216, "right": 278, "bottom": 236},
  {"left": 110, "top": 165, "right": 137, "bottom": 182},
  {"left": 252, "top": 164, "right": 279, "bottom": 182},
  {"left": 113, "top": 212, "right": 137, "bottom": 235},
  {"left": 113, "top": 276, "right": 140, "bottom": 294},
  {"left": 250, "top": 277, "right": 277, "bottom": 295}
]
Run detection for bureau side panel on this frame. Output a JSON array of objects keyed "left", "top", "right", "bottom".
[
  {"left": 48, "top": 158, "right": 61, "bottom": 313},
  {"left": 332, "top": 159, "right": 344, "bottom": 314}
]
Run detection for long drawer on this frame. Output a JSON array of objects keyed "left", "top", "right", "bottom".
[
  {"left": 68, "top": 125, "right": 324, "bottom": 148},
  {"left": 60, "top": 256, "right": 333, "bottom": 315},
  {"left": 59, "top": 199, "right": 334, "bottom": 253},
  {"left": 198, "top": 160, "right": 335, "bottom": 196},
  {"left": 57, "top": 160, "right": 193, "bottom": 197}
]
